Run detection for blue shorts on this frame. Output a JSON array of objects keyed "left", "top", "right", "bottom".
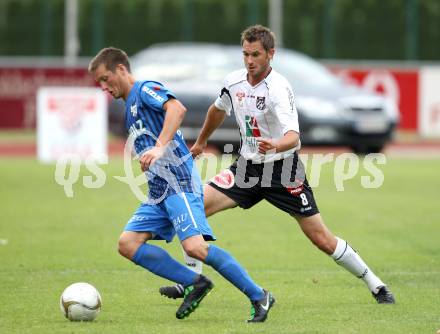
[{"left": 124, "top": 192, "right": 216, "bottom": 243}]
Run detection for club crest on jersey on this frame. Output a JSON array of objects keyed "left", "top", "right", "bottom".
[
  {"left": 130, "top": 104, "right": 137, "bottom": 117},
  {"left": 211, "top": 169, "right": 235, "bottom": 189},
  {"left": 256, "top": 96, "right": 265, "bottom": 110}
]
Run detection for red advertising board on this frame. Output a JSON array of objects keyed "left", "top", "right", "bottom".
[
  {"left": 0, "top": 67, "right": 95, "bottom": 128},
  {"left": 329, "top": 66, "right": 419, "bottom": 130},
  {"left": 0, "top": 64, "right": 421, "bottom": 132}
]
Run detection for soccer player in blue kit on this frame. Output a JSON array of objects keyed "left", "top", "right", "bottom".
[{"left": 88, "top": 47, "right": 274, "bottom": 322}]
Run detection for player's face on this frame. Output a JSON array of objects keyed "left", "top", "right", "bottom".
[
  {"left": 93, "top": 64, "right": 126, "bottom": 99},
  {"left": 242, "top": 40, "right": 274, "bottom": 83}
]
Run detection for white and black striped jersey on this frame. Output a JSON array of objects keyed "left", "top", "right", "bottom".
[{"left": 215, "top": 68, "right": 300, "bottom": 163}]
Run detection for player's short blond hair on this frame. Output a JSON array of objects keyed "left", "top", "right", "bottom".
[{"left": 88, "top": 47, "right": 131, "bottom": 73}]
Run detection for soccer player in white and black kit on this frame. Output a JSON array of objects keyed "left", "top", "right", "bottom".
[{"left": 160, "top": 25, "right": 395, "bottom": 305}]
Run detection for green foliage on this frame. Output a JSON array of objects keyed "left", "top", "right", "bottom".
[
  {"left": 0, "top": 0, "right": 439, "bottom": 60},
  {"left": 0, "top": 156, "right": 439, "bottom": 333}
]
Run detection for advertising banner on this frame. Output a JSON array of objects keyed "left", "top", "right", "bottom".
[
  {"left": 0, "top": 67, "right": 93, "bottom": 128},
  {"left": 330, "top": 67, "right": 419, "bottom": 131},
  {"left": 37, "top": 87, "right": 107, "bottom": 162},
  {"left": 419, "top": 67, "right": 440, "bottom": 137}
]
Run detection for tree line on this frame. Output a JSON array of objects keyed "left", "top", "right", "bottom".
[{"left": 0, "top": 0, "right": 438, "bottom": 60}]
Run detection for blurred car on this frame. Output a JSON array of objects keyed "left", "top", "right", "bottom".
[{"left": 109, "top": 43, "right": 399, "bottom": 153}]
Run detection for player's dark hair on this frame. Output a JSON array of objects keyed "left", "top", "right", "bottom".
[
  {"left": 241, "top": 24, "right": 275, "bottom": 51},
  {"left": 88, "top": 47, "right": 131, "bottom": 73}
]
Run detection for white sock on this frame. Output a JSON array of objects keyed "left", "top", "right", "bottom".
[
  {"left": 331, "top": 237, "right": 385, "bottom": 293},
  {"left": 182, "top": 248, "right": 203, "bottom": 275}
]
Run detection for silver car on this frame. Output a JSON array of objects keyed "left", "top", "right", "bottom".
[{"left": 109, "top": 43, "right": 399, "bottom": 154}]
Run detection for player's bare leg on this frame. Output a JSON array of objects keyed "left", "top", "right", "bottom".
[
  {"left": 118, "top": 231, "right": 217, "bottom": 320},
  {"left": 296, "top": 213, "right": 395, "bottom": 304},
  {"left": 203, "top": 184, "right": 238, "bottom": 217},
  {"left": 118, "top": 231, "right": 151, "bottom": 259},
  {"left": 160, "top": 185, "right": 237, "bottom": 299}
]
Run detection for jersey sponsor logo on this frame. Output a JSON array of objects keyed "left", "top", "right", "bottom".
[
  {"left": 236, "top": 91, "right": 245, "bottom": 100},
  {"left": 256, "top": 96, "right": 266, "bottom": 110},
  {"left": 286, "top": 180, "right": 304, "bottom": 196},
  {"left": 245, "top": 115, "right": 261, "bottom": 137},
  {"left": 211, "top": 169, "right": 235, "bottom": 189},
  {"left": 130, "top": 104, "right": 137, "bottom": 117},
  {"left": 236, "top": 91, "right": 245, "bottom": 107},
  {"left": 245, "top": 136, "right": 259, "bottom": 148},
  {"left": 142, "top": 86, "right": 165, "bottom": 103}
]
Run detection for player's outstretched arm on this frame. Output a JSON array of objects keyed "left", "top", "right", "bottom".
[{"left": 190, "top": 104, "right": 226, "bottom": 157}]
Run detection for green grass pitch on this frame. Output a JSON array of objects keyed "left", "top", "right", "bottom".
[{"left": 0, "top": 156, "right": 439, "bottom": 333}]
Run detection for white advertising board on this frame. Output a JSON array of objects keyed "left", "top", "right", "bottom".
[
  {"left": 419, "top": 67, "right": 440, "bottom": 137},
  {"left": 37, "top": 87, "right": 107, "bottom": 162}
]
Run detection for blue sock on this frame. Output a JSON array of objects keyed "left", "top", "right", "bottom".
[
  {"left": 205, "top": 244, "right": 264, "bottom": 301},
  {"left": 132, "top": 243, "right": 197, "bottom": 287}
]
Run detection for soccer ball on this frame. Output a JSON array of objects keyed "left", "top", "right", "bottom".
[{"left": 60, "top": 282, "right": 102, "bottom": 321}]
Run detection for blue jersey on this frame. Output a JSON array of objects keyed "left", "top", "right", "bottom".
[{"left": 125, "top": 80, "right": 200, "bottom": 200}]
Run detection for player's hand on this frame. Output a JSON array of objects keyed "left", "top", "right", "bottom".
[
  {"left": 190, "top": 141, "right": 207, "bottom": 158},
  {"left": 139, "top": 146, "right": 165, "bottom": 171},
  {"left": 257, "top": 138, "right": 278, "bottom": 154}
]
